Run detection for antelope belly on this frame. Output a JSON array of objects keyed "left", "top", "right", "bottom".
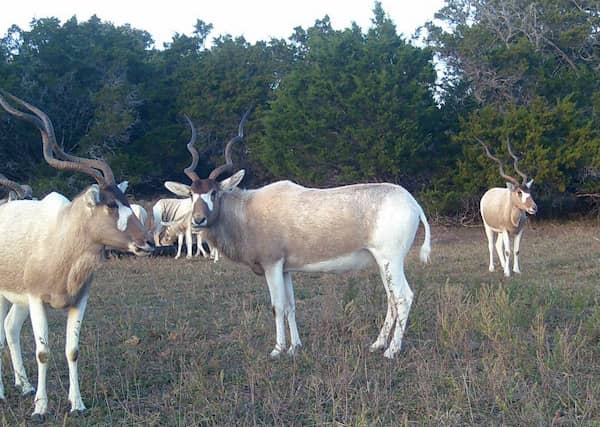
[
  {"left": 290, "top": 249, "right": 375, "bottom": 273},
  {"left": 0, "top": 291, "right": 30, "bottom": 306}
]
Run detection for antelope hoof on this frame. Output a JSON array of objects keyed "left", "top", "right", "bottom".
[
  {"left": 270, "top": 343, "right": 285, "bottom": 359},
  {"left": 287, "top": 344, "right": 302, "bottom": 356},
  {"left": 18, "top": 383, "right": 35, "bottom": 396},
  {"left": 369, "top": 341, "right": 386, "bottom": 352},
  {"left": 383, "top": 347, "right": 397, "bottom": 359}
]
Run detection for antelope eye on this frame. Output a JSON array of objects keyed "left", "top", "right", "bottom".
[
  {"left": 210, "top": 190, "right": 217, "bottom": 201},
  {"left": 106, "top": 202, "right": 118, "bottom": 209}
]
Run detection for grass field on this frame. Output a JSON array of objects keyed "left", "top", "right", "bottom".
[{"left": 1, "top": 221, "right": 599, "bottom": 426}]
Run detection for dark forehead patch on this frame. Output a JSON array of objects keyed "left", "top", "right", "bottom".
[
  {"left": 101, "top": 184, "right": 130, "bottom": 206},
  {"left": 517, "top": 185, "right": 531, "bottom": 193},
  {"left": 191, "top": 179, "right": 216, "bottom": 194}
]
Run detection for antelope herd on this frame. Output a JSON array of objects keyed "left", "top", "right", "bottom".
[{"left": 0, "top": 89, "right": 540, "bottom": 419}]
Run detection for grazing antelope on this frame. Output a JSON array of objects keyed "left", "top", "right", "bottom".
[
  {"left": 161, "top": 109, "right": 431, "bottom": 359},
  {"left": 0, "top": 90, "right": 154, "bottom": 420},
  {"left": 159, "top": 211, "right": 219, "bottom": 262},
  {"left": 478, "top": 138, "right": 537, "bottom": 277},
  {"left": 152, "top": 197, "right": 199, "bottom": 258},
  {"left": 0, "top": 173, "right": 33, "bottom": 204}
]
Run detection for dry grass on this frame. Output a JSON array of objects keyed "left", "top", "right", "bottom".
[{"left": 1, "top": 221, "right": 599, "bottom": 426}]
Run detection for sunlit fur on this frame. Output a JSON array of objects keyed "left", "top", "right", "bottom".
[
  {"left": 167, "top": 177, "right": 431, "bottom": 359},
  {"left": 0, "top": 184, "right": 153, "bottom": 417},
  {"left": 480, "top": 180, "right": 537, "bottom": 277}
]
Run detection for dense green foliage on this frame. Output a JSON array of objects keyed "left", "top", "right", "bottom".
[{"left": 0, "top": 1, "right": 598, "bottom": 217}]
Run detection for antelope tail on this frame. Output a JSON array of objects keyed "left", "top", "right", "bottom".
[{"left": 419, "top": 208, "right": 431, "bottom": 263}]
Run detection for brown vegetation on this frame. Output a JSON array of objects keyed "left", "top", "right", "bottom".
[{"left": 1, "top": 222, "right": 599, "bottom": 426}]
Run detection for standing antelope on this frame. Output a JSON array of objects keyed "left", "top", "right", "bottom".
[
  {"left": 478, "top": 138, "right": 537, "bottom": 277},
  {"left": 154, "top": 114, "right": 219, "bottom": 260},
  {"left": 152, "top": 197, "right": 198, "bottom": 258},
  {"left": 160, "top": 109, "right": 431, "bottom": 359},
  {"left": 0, "top": 90, "right": 154, "bottom": 420}
]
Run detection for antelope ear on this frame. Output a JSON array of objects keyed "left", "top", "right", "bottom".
[
  {"left": 84, "top": 184, "right": 101, "bottom": 207},
  {"left": 164, "top": 181, "right": 191, "bottom": 197},
  {"left": 117, "top": 181, "right": 129, "bottom": 193},
  {"left": 220, "top": 170, "right": 245, "bottom": 191},
  {"left": 506, "top": 182, "right": 515, "bottom": 191},
  {"left": 526, "top": 179, "right": 534, "bottom": 189}
]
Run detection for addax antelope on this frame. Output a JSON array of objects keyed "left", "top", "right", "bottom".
[
  {"left": 158, "top": 115, "right": 219, "bottom": 261},
  {"left": 478, "top": 137, "right": 537, "bottom": 277},
  {"left": 0, "top": 90, "right": 154, "bottom": 420},
  {"left": 160, "top": 108, "right": 431, "bottom": 359}
]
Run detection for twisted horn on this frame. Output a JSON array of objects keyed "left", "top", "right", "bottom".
[
  {"left": 0, "top": 173, "right": 30, "bottom": 199},
  {"left": 183, "top": 114, "right": 200, "bottom": 181},
  {"left": 0, "top": 90, "right": 115, "bottom": 185},
  {"left": 475, "top": 137, "right": 519, "bottom": 187},
  {"left": 505, "top": 136, "right": 528, "bottom": 184},
  {"left": 209, "top": 105, "right": 252, "bottom": 180}
]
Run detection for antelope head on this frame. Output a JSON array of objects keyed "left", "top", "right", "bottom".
[
  {"left": 478, "top": 137, "right": 538, "bottom": 215},
  {"left": 164, "top": 109, "right": 251, "bottom": 230},
  {"left": 0, "top": 90, "right": 155, "bottom": 255}
]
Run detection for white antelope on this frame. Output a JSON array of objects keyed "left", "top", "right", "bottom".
[
  {"left": 159, "top": 211, "right": 219, "bottom": 262},
  {"left": 152, "top": 197, "right": 200, "bottom": 258},
  {"left": 0, "top": 91, "right": 154, "bottom": 420},
  {"left": 160, "top": 109, "right": 431, "bottom": 359},
  {"left": 478, "top": 138, "right": 537, "bottom": 277}
]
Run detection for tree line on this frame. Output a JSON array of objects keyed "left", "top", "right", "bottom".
[{"left": 0, "top": 1, "right": 598, "bottom": 219}]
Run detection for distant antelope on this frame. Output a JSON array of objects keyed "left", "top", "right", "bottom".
[
  {"left": 0, "top": 90, "right": 154, "bottom": 420},
  {"left": 478, "top": 137, "right": 537, "bottom": 277},
  {"left": 160, "top": 108, "right": 431, "bottom": 359},
  {"left": 159, "top": 210, "right": 219, "bottom": 261},
  {"left": 0, "top": 173, "right": 33, "bottom": 204},
  {"left": 152, "top": 197, "right": 200, "bottom": 258},
  {"left": 159, "top": 115, "right": 219, "bottom": 261}
]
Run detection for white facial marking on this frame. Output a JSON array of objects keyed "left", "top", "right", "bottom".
[
  {"left": 521, "top": 191, "right": 531, "bottom": 203},
  {"left": 192, "top": 193, "right": 201, "bottom": 208},
  {"left": 200, "top": 192, "right": 213, "bottom": 211},
  {"left": 117, "top": 201, "right": 133, "bottom": 231}
]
